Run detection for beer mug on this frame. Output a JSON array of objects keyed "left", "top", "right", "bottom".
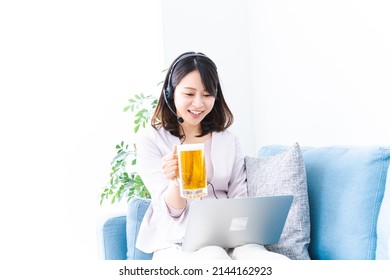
[{"left": 177, "top": 143, "right": 208, "bottom": 199}]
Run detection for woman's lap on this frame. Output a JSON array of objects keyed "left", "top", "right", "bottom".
[{"left": 152, "top": 244, "right": 289, "bottom": 260}]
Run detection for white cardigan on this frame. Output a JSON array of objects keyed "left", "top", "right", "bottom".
[{"left": 135, "top": 126, "right": 248, "bottom": 253}]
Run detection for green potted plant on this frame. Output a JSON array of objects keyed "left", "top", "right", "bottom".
[{"left": 99, "top": 93, "right": 157, "bottom": 205}]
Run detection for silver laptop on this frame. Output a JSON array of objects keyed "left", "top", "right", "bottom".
[{"left": 181, "top": 195, "right": 293, "bottom": 252}]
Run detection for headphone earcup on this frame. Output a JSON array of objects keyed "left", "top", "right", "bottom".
[{"left": 165, "top": 83, "right": 173, "bottom": 100}]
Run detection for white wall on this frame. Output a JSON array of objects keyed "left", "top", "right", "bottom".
[
  {"left": 1, "top": 0, "right": 164, "bottom": 266},
  {"left": 247, "top": 0, "right": 390, "bottom": 147},
  {"left": 162, "top": 0, "right": 390, "bottom": 149}
]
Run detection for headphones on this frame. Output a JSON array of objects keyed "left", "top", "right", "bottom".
[
  {"left": 163, "top": 53, "right": 210, "bottom": 123},
  {"left": 163, "top": 52, "right": 210, "bottom": 100}
]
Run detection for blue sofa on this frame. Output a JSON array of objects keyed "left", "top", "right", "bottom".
[{"left": 98, "top": 145, "right": 390, "bottom": 260}]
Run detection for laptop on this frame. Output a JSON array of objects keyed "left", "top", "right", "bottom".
[{"left": 181, "top": 195, "right": 293, "bottom": 252}]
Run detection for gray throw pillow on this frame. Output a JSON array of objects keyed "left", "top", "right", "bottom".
[{"left": 244, "top": 143, "right": 311, "bottom": 260}]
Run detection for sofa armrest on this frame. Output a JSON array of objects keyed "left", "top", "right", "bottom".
[
  {"left": 126, "top": 197, "right": 153, "bottom": 260},
  {"left": 97, "top": 214, "right": 127, "bottom": 260}
]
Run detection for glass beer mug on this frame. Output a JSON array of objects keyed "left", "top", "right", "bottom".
[{"left": 177, "top": 143, "right": 208, "bottom": 199}]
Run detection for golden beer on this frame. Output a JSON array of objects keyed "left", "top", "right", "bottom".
[{"left": 177, "top": 143, "right": 207, "bottom": 198}]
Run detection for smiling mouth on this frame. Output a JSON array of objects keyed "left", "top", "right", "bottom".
[{"left": 188, "top": 110, "right": 203, "bottom": 115}]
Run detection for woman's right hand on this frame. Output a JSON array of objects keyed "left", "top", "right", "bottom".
[
  {"left": 161, "top": 145, "right": 179, "bottom": 180},
  {"left": 163, "top": 145, "right": 186, "bottom": 209}
]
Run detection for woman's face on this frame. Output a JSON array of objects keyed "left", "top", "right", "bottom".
[{"left": 173, "top": 70, "right": 216, "bottom": 130}]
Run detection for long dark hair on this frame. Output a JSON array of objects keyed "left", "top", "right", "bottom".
[{"left": 151, "top": 51, "right": 234, "bottom": 139}]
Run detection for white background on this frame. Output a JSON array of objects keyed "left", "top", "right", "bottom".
[
  {"left": 1, "top": 0, "right": 389, "bottom": 276},
  {"left": 0, "top": 0, "right": 165, "bottom": 269},
  {"left": 162, "top": 0, "right": 390, "bottom": 155}
]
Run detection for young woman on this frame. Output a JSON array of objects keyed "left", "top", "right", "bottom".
[{"left": 135, "top": 52, "right": 288, "bottom": 260}]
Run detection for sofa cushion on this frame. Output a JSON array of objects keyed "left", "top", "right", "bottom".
[
  {"left": 259, "top": 145, "right": 390, "bottom": 259},
  {"left": 376, "top": 165, "right": 390, "bottom": 259},
  {"left": 126, "top": 197, "right": 153, "bottom": 260},
  {"left": 245, "top": 143, "right": 311, "bottom": 260}
]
